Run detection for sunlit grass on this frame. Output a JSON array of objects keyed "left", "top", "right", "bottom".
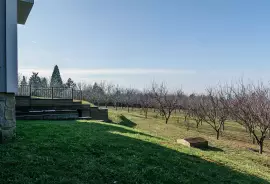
[
  {"left": 109, "top": 108, "right": 270, "bottom": 181},
  {"left": 73, "top": 100, "right": 96, "bottom": 107}
]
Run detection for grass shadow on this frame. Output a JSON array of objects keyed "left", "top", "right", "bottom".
[
  {"left": 0, "top": 120, "right": 268, "bottom": 183},
  {"left": 109, "top": 114, "right": 137, "bottom": 128},
  {"left": 118, "top": 115, "right": 137, "bottom": 128}
]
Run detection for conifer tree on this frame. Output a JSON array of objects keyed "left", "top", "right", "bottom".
[
  {"left": 20, "top": 76, "right": 28, "bottom": 86},
  {"left": 50, "top": 65, "right": 63, "bottom": 87}
]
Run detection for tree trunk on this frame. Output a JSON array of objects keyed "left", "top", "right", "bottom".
[
  {"left": 165, "top": 113, "right": 172, "bottom": 124},
  {"left": 128, "top": 106, "right": 130, "bottom": 112},
  {"left": 221, "top": 122, "right": 225, "bottom": 131},
  {"left": 145, "top": 110, "right": 148, "bottom": 119},
  {"left": 216, "top": 130, "right": 220, "bottom": 140},
  {"left": 196, "top": 120, "right": 199, "bottom": 129},
  {"left": 259, "top": 142, "right": 263, "bottom": 154}
]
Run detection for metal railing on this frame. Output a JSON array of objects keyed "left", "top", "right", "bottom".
[{"left": 17, "top": 85, "right": 83, "bottom": 100}]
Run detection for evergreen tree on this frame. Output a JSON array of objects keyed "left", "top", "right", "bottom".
[
  {"left": 93, "top": 82, "right": 104, "bottom": 94},
  {"left": 29, "top": 72, "right": 42, "bottom": 88},
  {"left": 65, "top": 78, "right": 76, "bottom": 88},
  {"left": 50, "top": 65, "right": 63, "bottom": 87},
  {"left": 20, "top": 76, "right": 28, "bottom": 86},
  {"left": 41, "top": 77, "right": 48, "bottom": 88}
]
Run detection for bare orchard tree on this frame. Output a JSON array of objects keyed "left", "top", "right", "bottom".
[
  {"left": 189, "top": 95, "right": 205, "bottom": 129},
  {"left": 131, "top": 89, "right": 140, "bottom": 111},
  {"left": 199, "top": 88, "right": 229, "bottom": 140},
  {"left": 124, "top": 88, "right": 137, "bottom": 112},
  {"left": 178, "top": 94, "right": 191, "bottom": 130},
  {"left": 112, "top": 85, "right": 122, "bottom": 110},
  {"left": 77, "top": 82, "right": 87, "bottom": 91},
  {"left": 223, "top": 82, "right": 270, "bottom": 154},
  {"left": 151, "top": 82, "right": 183, "bottom": 124},
  {"left": 103, "top": 82, "right": 114, "bottom": 108},
  {"left": 80, "top": 83, "right": 92, "bottom": 101},
  {"left": 118, "top": 88, "right": 126, "bottom": 109},
  {"left": 139, "top": 89, "right": 153, "bottom": 119},
  {"left": 91, "top": 82, "right": 106, "bottom": 107},
  {"left": 179, "top": 94, "right": 191, "bottom": 122}
]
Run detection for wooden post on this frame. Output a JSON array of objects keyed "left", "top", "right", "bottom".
[
  {"left": 52, "top": 87, "right": 54, "bottom": 99},
  {"left": 71, "top": 88, "right": 74, "bottom": 100},
  {"left": 80, "top": 90, "right": 83, "bottom": 101},
  {"left": 29, "top": 85, "right": 32, "bottom": 97}
]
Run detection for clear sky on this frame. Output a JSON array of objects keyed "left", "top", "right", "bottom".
[{"left": 18, "top": 0, "right": 270, "bottom": 93}]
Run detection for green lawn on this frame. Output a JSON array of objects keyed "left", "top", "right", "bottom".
[
  {"left": 0, "top": 109, "right": 270, "bottom": 183},
  {"left": 73, "top": 100, "right": 96, "bottom": 107}
]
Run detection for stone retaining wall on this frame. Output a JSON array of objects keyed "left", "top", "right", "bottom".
[{"left": 0, "top": 93, "right": 16, "bottom": 143}]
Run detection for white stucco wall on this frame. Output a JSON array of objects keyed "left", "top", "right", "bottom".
[
  {"left": 6, "top": 0, "right": 18, "bottom": 93},
  {"left": 0, "top": 0, "right": 33, "bottom": 93},
  {"left": 0, "top": 0, "right": 18, "bottom": 93},
  {"left": 0, "top": 0, "right": 7, "bottom": 92}
]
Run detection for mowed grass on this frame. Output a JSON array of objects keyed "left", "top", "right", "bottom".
[
  {"left": 73, "top": 100, "right": 96, "bottom": 107},
  {"left": 109, "top": 108, "right": 270, "bottom": 180},
  {"left": 109, "top": 107, "right": 270, "bottom": 150},
  {"left": 0, "top": 109, "right": 269, "bottom": 183}
]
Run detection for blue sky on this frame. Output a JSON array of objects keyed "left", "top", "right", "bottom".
[{"left": 18, "top": 0, "right": 270, "bottom": 93}]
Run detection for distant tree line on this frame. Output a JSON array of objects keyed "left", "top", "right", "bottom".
[{"left": 18, "top": 65, "right": 76, "bottom": 89}]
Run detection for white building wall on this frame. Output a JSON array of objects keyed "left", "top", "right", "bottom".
[
  {"left": 6, "top": 0, "right": 18, "bottom": 93},
  {"left": 0, "top": 0, "right": 18, "bottom": 93}
]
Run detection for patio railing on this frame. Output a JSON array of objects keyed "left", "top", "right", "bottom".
[{"left": 17, "top": 85, "right": 83, "bottom": 100}]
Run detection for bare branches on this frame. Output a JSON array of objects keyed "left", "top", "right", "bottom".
[
  {"left": 189, "top": 95, "right": 204, "bottom": 129},
  {"left": 219, "top": 81, "right": 270, "bottom": 153},
  {"left": 139, "top": 89, "right": 153, "bottom": 119},
  {"left": 103, "top": 82, "right": 114, "bottom": 108},
  {"left": 151, "top": 82, "right": 183, "bottom": 124},
  {"left": 124, "top": 88, "right": 137, "bottom": 112},
  {"left": 199, "top": 88, "right": 229, "bottom": 140},
  {"left": 112, "top": 85, "right": 122, "bottom": 110}
]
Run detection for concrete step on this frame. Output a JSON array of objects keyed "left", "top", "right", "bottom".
[
  {"left": 16, "top": 109, "right": 77, "bottom": 116},
  {"left": 17, "top": 115, "right": 44, "bottom": 120},
  {"left": 77, "top": 117, "right": 92, "bottom": 120},
  {"left": 16, "top": 112, "right": 79, "bottom": 120}
]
